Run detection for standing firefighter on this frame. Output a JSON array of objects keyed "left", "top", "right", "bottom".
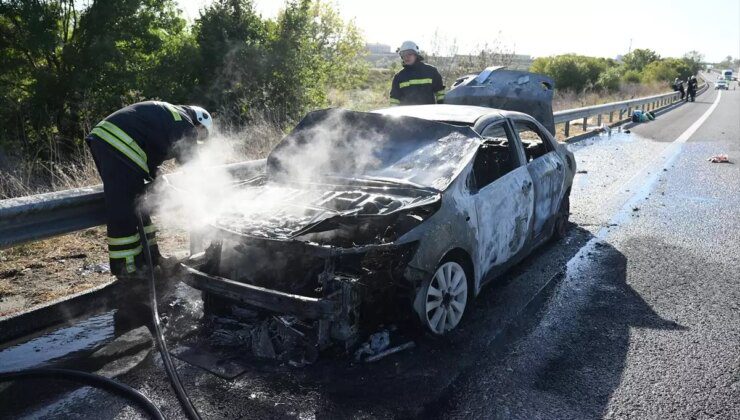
[
  {"left": 85, "top": 101, "right": 211, "bottom": 278},
  {"left": 390, "top": 41, "right": 445, "bottom": 106},
  {"left": 686, "top": 75, "right": 698, "bottom": 102}
]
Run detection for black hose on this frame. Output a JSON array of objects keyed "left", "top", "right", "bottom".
[
  {"left": 0, "top": 368, "right": 164, "bottom": 420},
  {"left": 137, "top": 214, "right": 202, "bottom": 420}
]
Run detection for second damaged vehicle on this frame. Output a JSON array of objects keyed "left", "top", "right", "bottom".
[{"left": 181, "top": 105, "right": 575, "bottom": 355}]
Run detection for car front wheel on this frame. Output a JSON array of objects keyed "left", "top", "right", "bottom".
[{"left": 414, "top": 261, "right": 469, "bottom": 335}]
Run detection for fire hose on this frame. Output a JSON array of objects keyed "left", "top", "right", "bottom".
[
  {"left": 0, "top": 368, "right": 165, "bottom": 419},
  {"left": 0, "top": 215, "right": 201, "bottom": 420},
  {"left": 136, "top": 213, "right": 202, "bottom": 420}
]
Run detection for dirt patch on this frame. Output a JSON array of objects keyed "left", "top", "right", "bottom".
[
  {"left": 0, "top": 222, "right": 190, "bottom": 318},
  {"left": 0, "top": 228, "right": 111, "bottom": 317}
]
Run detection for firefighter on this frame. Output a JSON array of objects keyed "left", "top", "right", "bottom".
[
  {"left": 389, "top": 41, "right": 445, "bottom": 106},
  {"left": 673, "top": 77, "right": 685, "bottom": 100},
  {"left": 85, "top": 101, "right": 211, "bottom": 279},
  {"left": 686, "top": 75, "right": 698, "bottom": 102}
]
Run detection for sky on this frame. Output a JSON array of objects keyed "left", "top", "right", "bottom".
[{"left": 178, "top": 0, "right": 740, "bottom": 63}]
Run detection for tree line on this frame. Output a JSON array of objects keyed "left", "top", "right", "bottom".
[
  {"left": 530, "top": 49, "right": 705, "bottom": 92},
  {"left": 0, "top": 0, "right": 367, "bottom": 163}
]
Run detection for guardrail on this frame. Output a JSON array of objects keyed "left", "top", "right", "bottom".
[
  {"left": 553, "top": 75, "right": 709, "bottom": 137},
  {"left": 0, "top": 159, "right": 266, "bottom": 249},
  {"left": 0, "top": 79, "right": 711, "bottom": 250},
  {"left": 554, "top": 90, "right": 680, "bottom": 137}
]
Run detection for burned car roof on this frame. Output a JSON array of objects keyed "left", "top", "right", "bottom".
[
  {"left": 266, "top": 108, "right": 482, "bottom": 191},
  {"left": 372, "top": 104, "right": 504, "bottom": 125}
]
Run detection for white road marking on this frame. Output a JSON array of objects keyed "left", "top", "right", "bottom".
[{"left": 565, "top": 89, "right": 723, "bottom": 273}]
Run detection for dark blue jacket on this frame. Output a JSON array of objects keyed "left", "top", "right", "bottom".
[{"left": 88, "top": 101, "right": 199, "bottom": 178}]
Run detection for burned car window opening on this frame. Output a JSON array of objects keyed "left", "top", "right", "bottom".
[
  {"left": 514, "top": 120, "right": 553, "bottom": 163},
  {"left": 473, "top": 123, "right": 520, "bottom": 190}
]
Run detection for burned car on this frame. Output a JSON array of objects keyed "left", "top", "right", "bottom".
[{"left": 181, "top": 105, "right": 575, "bottom": 353}]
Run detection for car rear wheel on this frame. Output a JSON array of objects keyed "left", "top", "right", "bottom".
[{"left": 414, "top": 261, "right": 468, "bottom": 335}]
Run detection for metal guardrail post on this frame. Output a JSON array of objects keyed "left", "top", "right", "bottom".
[
  {"left": 564, "top": 121, "right": 570, "bottom": 137},
  {"left": 582, "top": 117, "right": 587, "bottom": 132}
]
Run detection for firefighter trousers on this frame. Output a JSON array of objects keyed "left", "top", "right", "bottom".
[{"left": 87, "top": 137, "right": 160, "bottom": 276}]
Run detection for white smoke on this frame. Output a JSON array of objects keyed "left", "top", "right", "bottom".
[
  {"left": 143, "top": 111, "right": 390, "bottom": 237},
  {"left": 143, "top": 110, "right": 478, "bottom": 250}
]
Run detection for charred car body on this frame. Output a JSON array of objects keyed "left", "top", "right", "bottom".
[{"left": 181, "top": 105, "right": 575, "bottom": 355}]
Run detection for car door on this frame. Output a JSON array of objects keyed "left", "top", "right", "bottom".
[
  {"left": 511, "top": 118, "right": 564, "bottom": 239},
  {"left": 470, "top": 121, "right": 534, "bottom": 279}
]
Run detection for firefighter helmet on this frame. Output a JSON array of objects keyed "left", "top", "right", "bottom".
[
  {"left": 189, "top": 106, "right": 212, "bottom": 134},
  {"left": 397, "top": 40, "right": 421, "bottom": 56}
]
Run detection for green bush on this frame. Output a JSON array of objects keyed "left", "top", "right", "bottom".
[
  {"left": 530, "top": 54, "right": 610, "bottom": 91},
  {"left": 622, "top": 49, "right": 660, "bottom": 72},
  {"left": 621, "top": 70, "right": 642, "bottom": 84},
  {"left": 596, "top": 67, "right": 622, "bottom": 91},
  {"left": 641, "top": 58, "right": 692, "bottom": 83}
]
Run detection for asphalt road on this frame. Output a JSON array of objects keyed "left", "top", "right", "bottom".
[{"left": 1, "top": 83, "right": 738, "bottom": 419}]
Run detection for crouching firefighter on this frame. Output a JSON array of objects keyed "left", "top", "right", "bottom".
[{"left": 85, "top": 101, "right": 212, "bottom": 279}]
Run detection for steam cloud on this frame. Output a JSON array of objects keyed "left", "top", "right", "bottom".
[
  {"left": 142, "top": 111, "right": 390, "bottom": 237},
  {"left": 142, "top": 110, "right": 478, "bottom": 245}
]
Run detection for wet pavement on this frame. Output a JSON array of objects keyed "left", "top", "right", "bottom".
[{"left": 1, "top": 86, "right": 738, "bottom": 419}]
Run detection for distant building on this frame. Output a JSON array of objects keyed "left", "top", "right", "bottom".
[
  {"left": 366, "top": 43, "right": 392, "bottom": 54},
  {"left": 365, "top": 43, "right": 398, "bottom": 68}
]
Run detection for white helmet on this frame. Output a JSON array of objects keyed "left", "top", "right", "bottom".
[
  {"left": 398, "top": 40, "right": 420, "bottom": 56},
  {"left": 189, "top": 105, "right": 212, "bottom": 133}
]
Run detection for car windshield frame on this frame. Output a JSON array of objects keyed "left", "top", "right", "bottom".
[{"left": 266, "top": 109, "right": 482, "bottom": 191}]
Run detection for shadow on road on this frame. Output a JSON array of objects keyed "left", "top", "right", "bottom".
[{"left": 426, "top": 229, "right": 687, "bottom": 419}]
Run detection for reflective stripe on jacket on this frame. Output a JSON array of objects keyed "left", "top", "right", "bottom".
[{"left": 88, "top": 101, "right": 199, "bottom": 176}]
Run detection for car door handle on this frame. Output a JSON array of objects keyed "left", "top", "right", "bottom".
[{"left": 521, "top": 181, "right": 532, "bottom": 192}]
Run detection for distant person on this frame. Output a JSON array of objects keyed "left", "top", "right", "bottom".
[
  {"left": 85, "top": 101, "right": 212, "bottom": 279},
  {"left": 673, "top": 77, "right": 685, "bottom": 100},
  {"left": 686, "top": 75, "right": 698, "bottom": 102},
  {"left": 389, "top": 41, "right": 445, "bottom": 106}
]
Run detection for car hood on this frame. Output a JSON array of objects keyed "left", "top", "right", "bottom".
[{"left": 210, "top": 180, "right": 440, "bottom": 244}]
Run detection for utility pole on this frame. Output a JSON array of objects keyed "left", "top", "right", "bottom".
[{"left": 628, "top": 38, "right": 632, "bottom": 54}]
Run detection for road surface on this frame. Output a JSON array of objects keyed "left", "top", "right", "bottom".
[{"left": 1, "top": 83, "right": 738, "bottom": 419}]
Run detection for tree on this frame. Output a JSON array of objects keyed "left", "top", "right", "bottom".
[
  {"left": 193, "top": 0, "right": 270, "bottom": 125},
  {"left": 193, "top": 0, "right": 367, "bottom": 126},
  {"left": 622, "top": 48, "right": 660, "bottom": 72},
  {"left": 0, "top": 0, "right": 191, "bottom": 160},
  {"left": 681, "top": 51, "right": 704, "bottom": 75}
]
